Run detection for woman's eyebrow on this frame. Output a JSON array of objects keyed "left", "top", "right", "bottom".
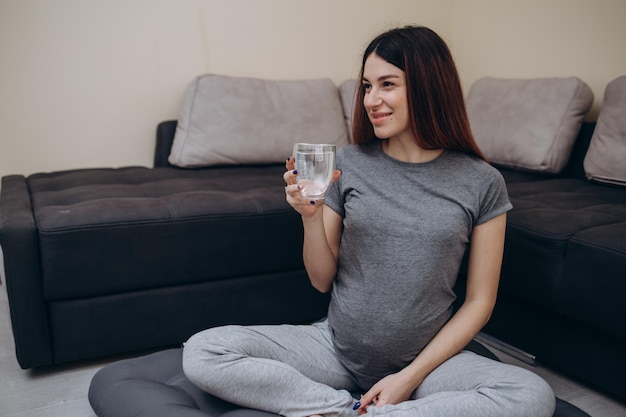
[{"left": 362, "top": 74, "right": 402, "bottom": 83}]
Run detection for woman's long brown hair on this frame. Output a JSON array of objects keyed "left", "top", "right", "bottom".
[{"left": 352, "top": 26, "right": 485, "bottom": 160}]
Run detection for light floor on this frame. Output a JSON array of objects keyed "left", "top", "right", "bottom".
[{"left": 0, "top": 281, "right": 625, "bottom": 417}]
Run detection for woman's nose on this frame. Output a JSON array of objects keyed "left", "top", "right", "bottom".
[{"left": 364, "top": 89, "right": 382, "bottom": 108}]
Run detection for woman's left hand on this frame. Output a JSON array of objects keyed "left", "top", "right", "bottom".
[{"left": 356, "top": 371, "right": 420, "bottom": 415}]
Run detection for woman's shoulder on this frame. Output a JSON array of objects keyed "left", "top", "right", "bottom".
[
  {"left": 445, "top": 151, "right": 506, "bottom": 182},
  {"left": 446, "top": 150, "right": 495, "bottom": 170}
]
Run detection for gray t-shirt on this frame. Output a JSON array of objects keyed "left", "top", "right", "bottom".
[{"left": 324, "top": 142, "right": 512, "bottom": 387}]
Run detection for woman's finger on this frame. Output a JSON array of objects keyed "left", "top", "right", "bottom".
[
  {"left": 283, "top": 168, "right": 299, "bottom": 186},
  {"left": 285, "top": 156, "right": 296, "bottom": 171},
  {"left": 284, "top": 183, "right": 302, "bottom": 197},
  {"left": 357, "top": 389, "right": 380, "bottom": 414}
]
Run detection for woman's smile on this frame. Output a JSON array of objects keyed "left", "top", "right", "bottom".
[{"left": 370, "top": 111, "right": 393, "bottom": 125}]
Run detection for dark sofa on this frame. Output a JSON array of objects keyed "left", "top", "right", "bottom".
[
  {"left": 0, "top": 150, "right": 329, "bottom": 368},
  {"left": 462, "top": 76, "right": 626, "bottom": 401},
  {"left": 1, "top": 74, "right": 625, "bottom": 404},
  {"left": 0, "top": 74, "right": 351, "bottom": 370},
  {"left": 478, "top": 121, "right": 626, "bottom": 401}
]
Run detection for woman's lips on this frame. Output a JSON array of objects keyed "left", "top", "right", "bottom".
[{"left": 370, "top": 112, "right": 392, "bottom": 125}]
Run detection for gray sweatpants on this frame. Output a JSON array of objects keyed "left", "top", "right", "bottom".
[{"left": 182, "top": 320, "right": 555, "bottom": 417}]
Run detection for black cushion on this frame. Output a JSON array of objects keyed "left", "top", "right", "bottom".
[
  {"left": 26, "top": 165, "right": 302, "bottom": 300},
  {"left": 561, "top": 222, "right": 626, "bottom": 339},
  {"left": 499, "top": 177, "right": 626, "bottom": 328},
  {"left": 88, "top": 342, "right": 591, "bottom": 417}
]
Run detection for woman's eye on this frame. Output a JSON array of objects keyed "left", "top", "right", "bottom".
[
  {"left": 363, "top": 83, "right": 372, "bottom": 92},
  {"left": 383, "top": 81, "right": 394, "bottom": 88}
]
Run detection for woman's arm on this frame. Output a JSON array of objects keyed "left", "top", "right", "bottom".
[
  {"left": 301, "top": 207, "right": 343, "bottom": 292},
  {"left": 357, "top": 212, "right": 507, "bottom": 412},
  {"left": 284, "top": 159, "right": 343, "bottom": 293}
]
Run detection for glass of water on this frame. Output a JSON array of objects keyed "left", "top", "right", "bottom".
[{"left": 293, "top": 143, "right": 336, "bottom": 200}]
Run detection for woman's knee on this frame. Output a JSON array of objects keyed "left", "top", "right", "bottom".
[
  {"left": 525, "top": 372, "right": 556, "bottom": 417},
  {"left": 501, "top": 367, "right": 555, "bottom": 417},
  {"left": 451, "top": 355, "right": 555, "bottom": 417},
  {"left": 182, "top": 325, "right": 243, "bottom": 385}
]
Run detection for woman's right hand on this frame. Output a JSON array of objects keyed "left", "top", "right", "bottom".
[{"left": 283, "top": 157, "right": 340, "bottom": 218}]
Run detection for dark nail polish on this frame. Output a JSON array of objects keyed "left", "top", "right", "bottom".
[
  {"left": 353, "top": 402, "right": 361, "bottom": 410},
  {"left": 310, "top": 200, "right": 316, "bottom": 205},
  {"left": 293, "top": 170, "right": 298, "bottom": 175}
]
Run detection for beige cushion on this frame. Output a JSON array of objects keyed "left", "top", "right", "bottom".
[
  {"left": 169, "top": 75, "right": 348, "bottom": 167},
  {"left": 467, "top": 77, "right": 593, "bottom": 174},
  {"left": 584, "top": 76, "right": 626, "bottom": 186}
]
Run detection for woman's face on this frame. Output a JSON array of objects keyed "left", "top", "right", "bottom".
[{"left": 362, "top": 53, "right": 411, "bottom": 142}]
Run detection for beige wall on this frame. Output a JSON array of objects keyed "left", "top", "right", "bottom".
[
  {"left": 0, "top": 0, "right": 451, "bottom": 178},
  {"left": 0, "top": 0, "right": 624, "bottom": 178},
  {"left": 451, "top": 0, "right": 626, "bottom": 120}
]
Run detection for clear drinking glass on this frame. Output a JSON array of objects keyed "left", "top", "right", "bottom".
[{"left": 293, "top": 143, "right": 336, "bottom": 200}]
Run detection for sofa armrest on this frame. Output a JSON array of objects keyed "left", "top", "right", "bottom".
[
  {"left": 0, "top": 175, "right": 53, "bottom": 368},
  {"left": 154, "top": 120, "right": 178, "bottom": 168}
]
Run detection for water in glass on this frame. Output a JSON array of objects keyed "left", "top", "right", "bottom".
[{"left": 293, "top": 143, "right": 336, "bottom": 200}]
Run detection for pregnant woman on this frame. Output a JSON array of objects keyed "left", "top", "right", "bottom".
[{"left": 182, "top": 25, "right": 555, "bottom": 417}]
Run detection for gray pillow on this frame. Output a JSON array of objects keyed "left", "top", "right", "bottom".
[
  {"left": 169, "top": 75, "right": 349, "bottom": 167},
  {"left": 338, "top": 79, "right": 358, "bottom": 143},
  {"left": 584, "top": 76, "right": 626, "bottom": 186},
  {"left": 467, "top": 77, "right": 593, "bottom": 174}
]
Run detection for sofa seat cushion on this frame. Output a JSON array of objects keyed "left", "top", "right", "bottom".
[
  {"left": 500, "top": 177, "right": 626, "bottom": 313},
  {"left": 28, "top": 165, "right": 303, "bottom": 300},
  {"left": 561, "top": 222, "right": 626, "bottom": 340}
]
